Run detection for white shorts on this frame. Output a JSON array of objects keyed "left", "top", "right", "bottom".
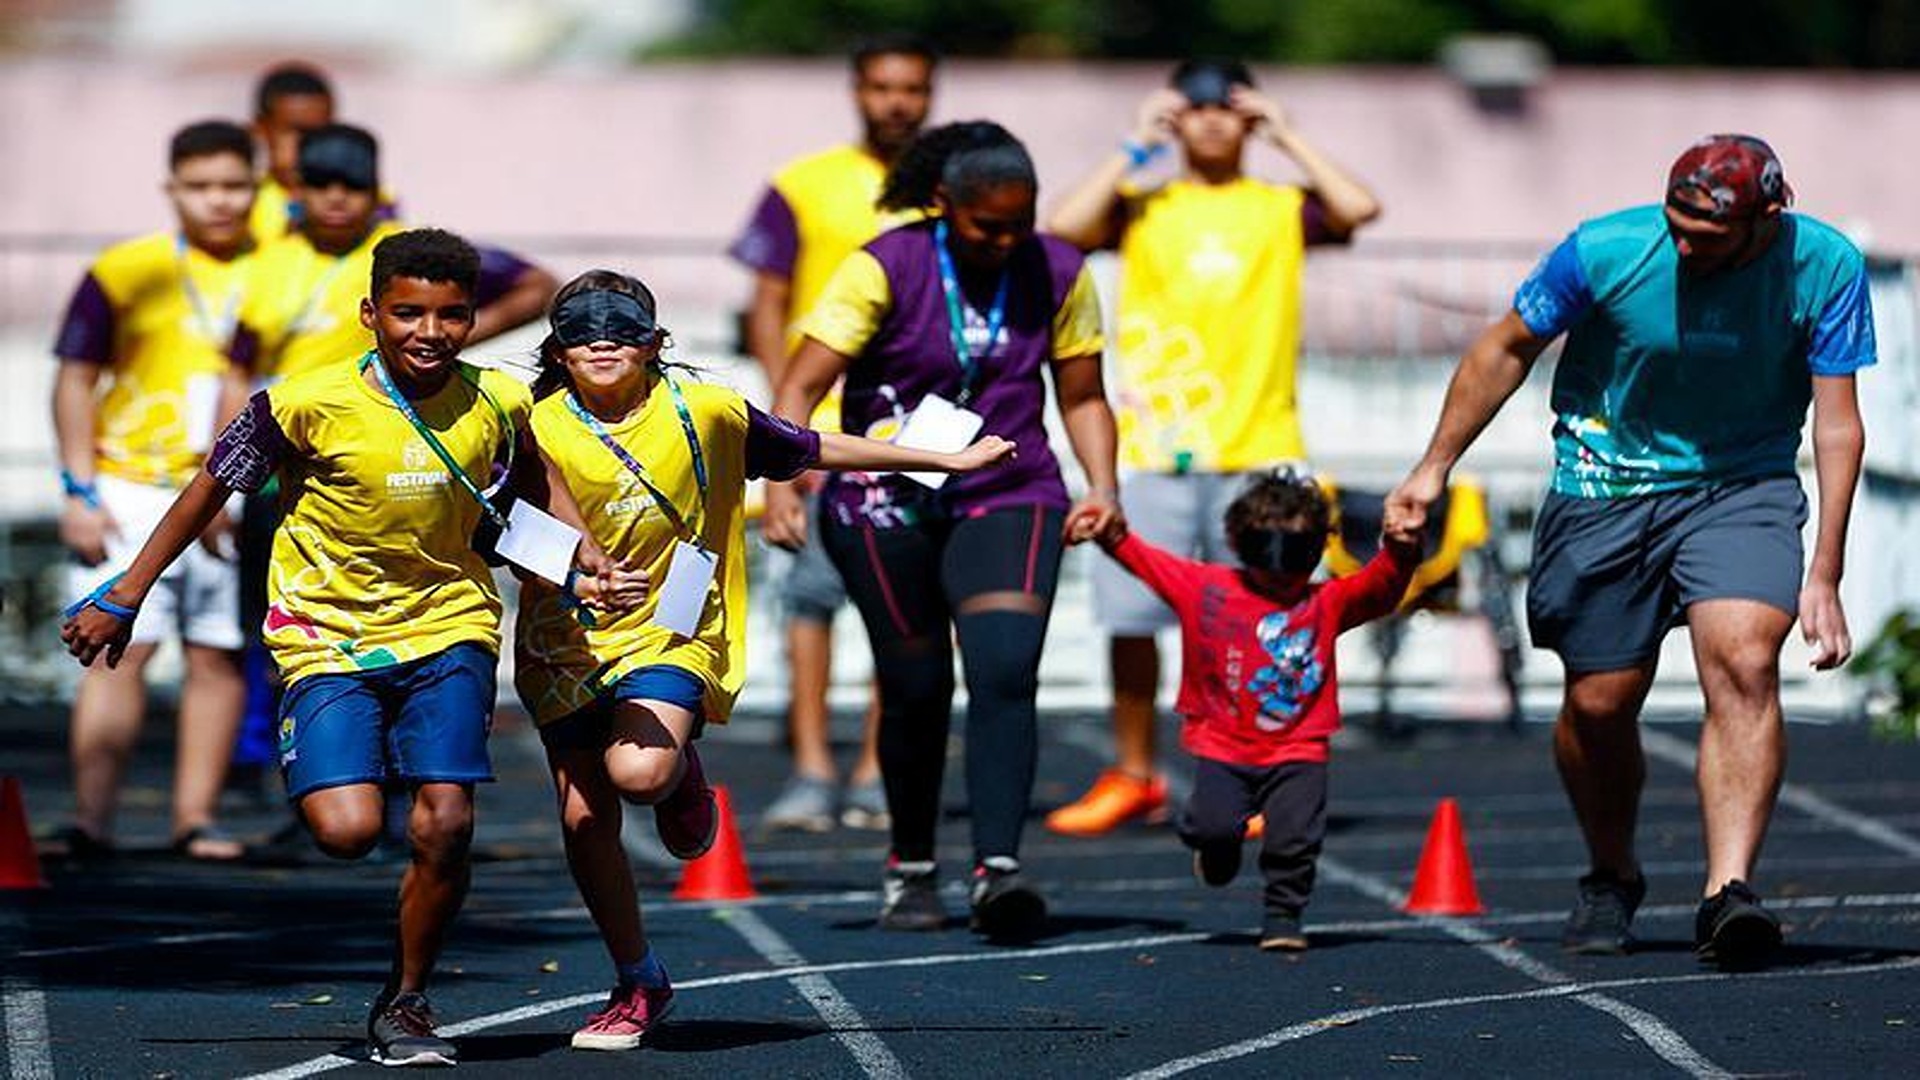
[
  {"left": 1091, "top": 468, "right": 1304, "bottom": 636},
  {"left": 67, "top": 474, "right": 243, "bottom": 650}
]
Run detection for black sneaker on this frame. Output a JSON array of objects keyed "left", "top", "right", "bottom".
[
  {"left": 1561, "top": 870, "right": 1647, "bottom": 955},
  {"left": 969, "top": 857, "right": 1047, "bottom": 941},
  {"left": 368, "top": 990, "right": 457, "bottom": 1067},
  {"left": 878, "top": 858, "right": 947, "bottom": 931},
  {"left": 1694, "top": 879, "right": 1782, "bottom": 969},
  {"left": 1259, "top": 910, "right": 1308, "bottom": 952},
  {"left": 1191, "top": 844, "right": 1241, "bottom": 888}
]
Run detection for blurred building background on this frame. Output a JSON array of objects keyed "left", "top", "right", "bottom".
[{"left": 2, "top": 0, "right": 1915, "bottom": 718}]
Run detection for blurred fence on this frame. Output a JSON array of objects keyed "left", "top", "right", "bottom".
[{"left": 3, "top": 234, "right": 1914, "bottom": 715}]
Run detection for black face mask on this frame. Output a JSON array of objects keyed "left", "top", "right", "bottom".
[
  {"left": 1233, "top": 526, "right": 1326, "bottom": 575},
  {"left": 550, "top": 290, "right": 658, "bottom": 349}
]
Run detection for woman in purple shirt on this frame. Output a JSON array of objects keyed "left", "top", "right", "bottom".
[{"left": 766, "top": 121, "right": 1123, "bottom": 940}]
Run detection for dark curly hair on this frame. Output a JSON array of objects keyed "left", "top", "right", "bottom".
[
  {"left": 876, "top": 120, "right": 1035, "bottom": 213},
  {"left": 1223, "top": 470, "right": 1332, "bottom": 545},
  {"left": 369, "top": 227, "right": 478, "bottom": 302}
]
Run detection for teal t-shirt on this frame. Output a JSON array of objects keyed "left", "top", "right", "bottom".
[{"left": 1513, "top": 204, "right": 1876, "bottom": 498}]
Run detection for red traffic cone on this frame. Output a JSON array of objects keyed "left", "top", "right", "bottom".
[
  {"left": 674, "top": 784, "right": 756, "bottom": 901},
  {"left": 1402, "top": 797, "right": 1484, "bottom": 915},
  {"left": 0, "top": 776, "right": 48, "bottom": 890}
]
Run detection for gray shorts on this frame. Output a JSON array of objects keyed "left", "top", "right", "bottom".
[
  {"left": 772, "top": 492, "right": 849, "bottom": 624},
  {"left": 1093, "top": 470, "right": 1283, "bottom": 635},
  {"left": 1525, "top": 476, "right": 1807, "bottom": 673}
]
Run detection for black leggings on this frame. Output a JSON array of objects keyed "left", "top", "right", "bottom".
[{"left": 822, "top": 505, "right": 1065, "bottom": 865}]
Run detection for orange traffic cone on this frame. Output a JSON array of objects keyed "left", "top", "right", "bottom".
[
  {"left": 1402, "top": 797, "right": 1484, "bottom": 915},
  {"left": 673, "top": 784, "right": 756, "bottom": 901},
  {"left": 0, "top": 776, "right": 48, "bottom": 890}
]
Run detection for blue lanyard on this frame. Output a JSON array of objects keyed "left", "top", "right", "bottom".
[
  {"left": 361, "top": 351, "right": 512, "bottom": 529},
  {"left": 564, "top": 372, "right": 709, "bottom": 544},
  {"left": 174, "top": 234, "right": 241, "bottom": 345},
  {"left": 932, "top": 220, "right": 1009, "bottom": 407}
]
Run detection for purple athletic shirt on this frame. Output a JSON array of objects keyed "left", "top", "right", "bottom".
[
  {"left": 743, "top": 401, "right": 820, "bottom": 480},
  {"left": 52, "top": 275, "right": 114, "bottom": 363},
  {"left": 824, "top": 220, "right": 1085, "bottom": 528},
  {"left": 728, "top": 188, "right": 799, "bottom": 277}
]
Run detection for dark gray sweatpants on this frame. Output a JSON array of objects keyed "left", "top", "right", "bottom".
[{"left": 1180, "top": 757, "right": 1329, "bottom": 918}]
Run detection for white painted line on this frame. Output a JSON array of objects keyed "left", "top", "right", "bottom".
[
  {"left": 3, "top": 975, "right": 54, "bottom": 1080},
  {"left": 725, "top": 908, "right": 908, "bottom": 1079},
  {"left": 1116, "top": 954, "right": 1920, "bottom": 1080},
  {"left": 1316, "top": 856, "right": 1732, "bottom": 1079},
  {"left": 1641, "top": 728, "right": 1920, "bottom": 859}
]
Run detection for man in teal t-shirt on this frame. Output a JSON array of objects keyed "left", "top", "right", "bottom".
[{"left": 1385, "top": 135, "right": 1874, "bottom": 970}]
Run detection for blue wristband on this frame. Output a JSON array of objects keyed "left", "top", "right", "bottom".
[
  {"left": 61, "top": 470, "right": 101, "bottom": 509},
  {"left": 1122, "top": 139, "right": 1164, "bottom": 170},
  {"left": 63, "top": 573, "right": 139, "bottom": 622},
  {"left": 560, "top": 567, "right": 597, "bottom": 628}
]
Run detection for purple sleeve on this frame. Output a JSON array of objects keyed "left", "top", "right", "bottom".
[
  {"left": 52, "top": 273, "right": 115, "bottom": 364},
  {"left": 727, "top": 187, "right": 800, "bottom": 278},
  {"left": 1299, "top": 192, "right": 1351, "bottom": 247},
  {"left": 474, "top": 245, "right": 535, "bottom": 308},
  {"left": 228, "top": 323, "right": 260, "bottom": 371},
  {"left": 1512, "top": 234, "right": 1595, "bottom": 339},
  {"left": 205, "top": 391, "right": 291, "bottom": 493},
  {"left": 743, "top": 402, "right": 820, "bottom": 481}
]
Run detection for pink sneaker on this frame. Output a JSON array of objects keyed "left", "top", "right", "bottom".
[
  {"left": 570, "top": 981, "right": 673, "bottom": 1051},
  {"left": 654, "top": 743, "right": 717, "bottom": 860}
]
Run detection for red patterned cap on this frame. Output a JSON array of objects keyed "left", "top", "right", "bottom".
[{"left": 1666, "top": 134, "right": 1792, "bottom": 221}]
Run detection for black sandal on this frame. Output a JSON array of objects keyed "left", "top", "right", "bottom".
[
  {"left": 170, "top": 824, "right": 246, "bottom": 862},
  {"left": 50, "top": 824, "right": 116, "bottom": 861}
]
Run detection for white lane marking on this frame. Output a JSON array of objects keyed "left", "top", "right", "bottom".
[
  {"left": 1317, "top": 856, "right": 1732, "bottom": 1078},
  {"left": 725, "top": 908, "right": 908, "bottom": 1079},
  {"left": 1641, "top": 729, "right": 1920, "bottom": 859},
  {"left": 3, "top": 975, "right": 54, "bottom": 1080},
  {"left": 1117, "top": 954, "right": 1920, "bottom": 1080}
]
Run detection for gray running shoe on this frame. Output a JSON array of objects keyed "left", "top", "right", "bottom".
[
  {"left": 762, "top": 775, "right": 837, "bottom": 833},
  {"left": 1259, "top": 910, "right": 1309, "bottom": 952},
  {"left": 368, "top": 991, "right": 457, "bottom": 1067},
  {"left": 839, "top": 778, "right": 892, "bottom": 831},
  {"left": 1562, "top": 871, "right": 1647, "bottom": 955},
  {"left": 879, "top": 858, "right": 948, "bottom": 930},
  {"left": 1695, "top": 879, "right": 1782, "bottom": 969}
]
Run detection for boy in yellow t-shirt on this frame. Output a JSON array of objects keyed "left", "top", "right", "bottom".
[
  {"left": 1044, "top": 58, "right": 1383, "bottom": 835},
  {"left": 51, "top": 119, "right": 257, "bottom": 862},
  {"left": 61, "top": 229, "right": 635, "bottom": 1068}
]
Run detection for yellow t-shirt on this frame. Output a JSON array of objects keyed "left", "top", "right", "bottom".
[
  {"left": 262, "top": 359, "right": 531, "bottom": 686},
  {"left": 238, "top": 221, "right": 403, "bottom": 383},
  {"left": 514, "top": 379, "right": 760, "bottom": 726},
  {"left": 735, "top": 144, "right": 922, "bottom": 430},
  {"left": 1115, "top": 178, "right": 1311, "bottom": 472},
  {"left": 54, "top": 232, "right": 251, "bottom": 487}
]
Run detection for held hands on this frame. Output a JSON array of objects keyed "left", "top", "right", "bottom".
[
  {"left": 762, "top": 481, "right": 810, "bottom": 552},
  {"left": 1384, "top": 466, "right": 1447, "bottom": 541},
  {"left": 1063, "top": 489, "right": 1125, "bottom": 546},
  {"left": 570, "top": 548, "right": 649, "bottom": 613},
  {"left": 1798, "top": 578, "right": 1853, "bottom": 670}
]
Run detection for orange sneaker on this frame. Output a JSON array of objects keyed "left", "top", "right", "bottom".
[
  {"left": 1245, "top": 814, "right": 1266, "bottom": 841},
  {"left": 1045, "top": 769, "right": 1168, "bottom": 836}
]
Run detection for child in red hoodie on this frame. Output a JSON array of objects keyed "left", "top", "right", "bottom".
[{"left": 1091, "top": 471, "right": 1421, "bottom": 950}]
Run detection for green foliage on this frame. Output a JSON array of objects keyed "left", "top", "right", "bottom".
[
  {"left": 1853, "top": 609, "right": 1920, "bottom": 743},
  {"left": 657, "top": 0, "right": 1920, "bottom": 67}
]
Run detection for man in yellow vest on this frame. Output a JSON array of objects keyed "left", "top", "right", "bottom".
[
  {"left": 730, "top": 35, "right": 936, "bottom": 833},
  {"left": 1046, "top": 59, "right": 1381, "bottom": 834}
]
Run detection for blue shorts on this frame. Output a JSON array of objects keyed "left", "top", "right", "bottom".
[
  {"left": 277, "top": 642, "right": 498, "bottom": 799},
  {"left": 1526, "top": 477, "right": 1807, "bottom": 672},
  {"left": 538, "top": 665, "right": 706, "bottom": 753}
]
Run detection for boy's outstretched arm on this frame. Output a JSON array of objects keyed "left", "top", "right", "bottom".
[{"left": 814, "top": 431, "right": 1016, "bottom": 474}]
